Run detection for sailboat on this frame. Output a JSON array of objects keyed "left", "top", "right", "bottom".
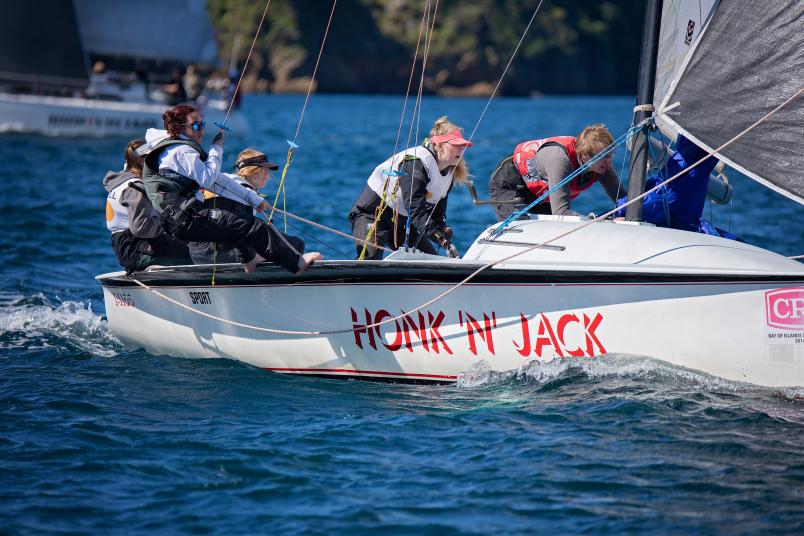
[
  {"left": 0, "top": 0, "right": 245, "bottom": 137},
  {"left": 97, "top": 0, "right": 804, "bottom": 387}
]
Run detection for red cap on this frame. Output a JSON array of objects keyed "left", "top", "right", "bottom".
[{"left": 430, "top": 130, "right": 473, "bottom": 147}]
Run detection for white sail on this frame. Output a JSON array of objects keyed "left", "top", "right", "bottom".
[
  {"left": 656, "top": 0, "right": 804, "bottom": 205},
  {"left": 73, "top": 0, "right": 217, "bottom": 65},
  {"left": 653, "top": 0, "right": 718, "bottom": 110}
]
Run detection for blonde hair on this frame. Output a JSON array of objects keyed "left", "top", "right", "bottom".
[
  {"left": 429, "top": 115, "right": 469, "bottom": 183},
  {"left": 576, "top": 124, "right": 614, "bottom": 162},
  {"left": 235, "top": 148, "right": 266, "bottom": 179}
]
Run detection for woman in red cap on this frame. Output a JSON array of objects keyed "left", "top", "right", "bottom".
[{"left": 348, "top": 116, "right": 471, "bottom": 259}]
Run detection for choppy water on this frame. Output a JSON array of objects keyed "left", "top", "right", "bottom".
[{"left": 1, "top": 95, "right": 803, "bottom": 534}]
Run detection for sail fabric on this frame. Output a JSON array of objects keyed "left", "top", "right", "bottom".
[
  {"left": 652, "top": 0, "right": 718, "bottom": 112},
  {"left": 658, "top": 0, "right": 804, "bottom": 205},
  {"left": 0, "top": 0, "right": 88, "bottom": 87},
  {"left": 73, "top": 0, "right": 217, "bottom": 65}
]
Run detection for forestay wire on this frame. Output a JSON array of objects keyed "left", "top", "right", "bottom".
[
  {"left": 358, "top": 0, "right": 437, "bottom": 260},
  {"left": 412, "top": 0, "right": 545, "bottom": 252},
  {"left": 221, "top": 0, "right": 273, "bottom": 128},
  {"left": 128, "top": 86, "right": 803, "bottom": 336},
  {"left": 269, "top": 0, "right": 339, "bottom": 231}
]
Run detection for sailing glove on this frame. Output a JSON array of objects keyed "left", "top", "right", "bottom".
[{"left": 212, "top": 130, "right": 225, "bottom": 146}]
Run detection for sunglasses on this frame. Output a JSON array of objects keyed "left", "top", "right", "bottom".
[{"left": 184, "top": 120, "right": 206, "bottom": 131}]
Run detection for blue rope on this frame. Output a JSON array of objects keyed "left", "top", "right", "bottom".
[{"left": 492, "top": 119, "right": 649, "bottom": 237}]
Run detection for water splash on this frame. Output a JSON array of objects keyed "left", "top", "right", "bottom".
[
  {"left": 456, "top": 354, "right": 785, "bottom": 395},
  {"left": 0, "top": 296, "right": 121, "bottom": 357}
]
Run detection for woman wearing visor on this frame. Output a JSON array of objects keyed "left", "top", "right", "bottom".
[
  {"left": 348, "top": 116, "right": 471, "bottom": 260},
  {"left": 188, "top": 148, "right": 305, "bottom": 264},
  {"left": 142, "top": 104, "right": 321, "bottom": 274}
]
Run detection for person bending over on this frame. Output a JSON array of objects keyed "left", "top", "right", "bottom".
[
  {"left": 348, "top": 116, "right": 471, "bottom": 259},
  {"left": 141, "top": 104, "right": 321, "bottom": 274},
  {"left": 104, "top": 139, "right": 192, "bottom": 272},
  {"left": 488, "top": 124, "right": 624, "bottom": 221}
]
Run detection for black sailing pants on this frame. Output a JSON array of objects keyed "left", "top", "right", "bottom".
[
  {"left": 172, "top": 207, "right": 302, "bottom": 273},
  {"left": 348, "top": 208, "right": 436, "bottom": 260},
  {"left": 488, "top": 156, "right": 551, "bottom": 221}
]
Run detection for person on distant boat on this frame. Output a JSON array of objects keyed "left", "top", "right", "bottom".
[
  {"left": 104, "top": 139, "right": 192, "bottom": 272},
  {"left": 614, "top": 134, "right": 739, "bottom": 239},
  {"left": 182, "top": 64, "right": 204, "bottom": 102},
  {"left": 348, "top": 116, "right": 471, "bottom": 259},
  {"left": 86, "top": 61, "right": 120, "bottom": 100},
  {"left": 141, "top": 104, "right": 322, "bottom": 274},
  {"left": 162, "top": 68, "right": 187, "bottom": 106},
  {"left": 188, "top": 148, "right": 305, "bottom": 264},
  {"left": 488, "top": 124, "right": 624, "bottom": 221}
]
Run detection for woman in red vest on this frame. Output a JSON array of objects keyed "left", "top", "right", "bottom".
[{"left": 488, "top": 124, "right": 624, "bottom": 221}]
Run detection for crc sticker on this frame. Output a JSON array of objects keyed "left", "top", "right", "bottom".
[{"left": 765, "top": 288, "right": 804, "bottom": 345}]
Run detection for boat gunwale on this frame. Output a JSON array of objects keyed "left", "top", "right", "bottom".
[{"left": 96, "top": 260, "right": 804, "bottom": 288}]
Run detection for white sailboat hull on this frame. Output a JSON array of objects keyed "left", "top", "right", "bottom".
[
  {"left": 98, "top": 220, "right": 804, "bottom": 387},
  {"left": 101, "top": 277, "right": 803, "bottom": 386},
  {"left": 0, "top": 92, "right": 247, "bottom": 137}
]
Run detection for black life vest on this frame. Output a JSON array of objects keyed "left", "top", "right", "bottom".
[{"left": 142, "top": 138, "right": 208, "bottom": 215}]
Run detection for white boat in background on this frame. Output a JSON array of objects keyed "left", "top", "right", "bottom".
[
  {"left": 0, "top": 0, "right": 246, "bottom": 137},
  {"left": 0, "top": 93, "right": 247, "bottom": 138},
  {"left": 98, "top": 0, "right": 804, "bottom": 387}
]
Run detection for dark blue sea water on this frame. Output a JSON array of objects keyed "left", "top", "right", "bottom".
[{"left": 1, "top": 95, "right": 803, "bottom": 534}]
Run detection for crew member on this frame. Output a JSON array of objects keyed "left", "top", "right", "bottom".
[
  {"left": 141, "top": 104, "right": 321, "bottom": 274},
  {"left": 104, "top": 139, "right": 192, "bottom": 272},
  {"left": 188, "top": 148, "right": 305, "bottom": 264},
  {"left": 348, "top": 116, "right": 471, "bottom": 259},
  {"left": 488, "top": 124, "right": 624, "bottom": 221},
  {"left": 615, "top": 134, "right": 737, "bottom": 239}
]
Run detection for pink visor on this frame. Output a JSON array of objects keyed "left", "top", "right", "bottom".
[{"left": 430, "top": 130, "right": 473, "bottom": 147}]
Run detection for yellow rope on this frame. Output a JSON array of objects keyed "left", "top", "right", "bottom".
[{"left": 268, "top": 146, "right": 293, "bottom": 225}]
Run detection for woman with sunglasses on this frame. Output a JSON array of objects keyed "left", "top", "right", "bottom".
[
  {"left": 487, "top": 124, "right": 624, "bottom": 221},
  {"left": 188, "top": 148, "right": 305, "bottom": 264},
  {"left": 141, "top": 104, "right": 321, "bottom": 274}
]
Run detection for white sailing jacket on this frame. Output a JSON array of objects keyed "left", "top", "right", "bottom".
[{"left": 366, "top": 146, "right": 453, "bottom": 217}]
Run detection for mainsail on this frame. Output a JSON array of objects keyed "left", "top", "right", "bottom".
[
  {"left": 0, "top": 0, "right": 89, "bottom": 88},
  {"left": 652, "top": 0, "right": 717, "bottom": 109},
  {"left": 73, "top": 0, "right": 217, "bottom": 65},
  {"left": 655, "top": 0, "right": 804, "bottom": 205}
]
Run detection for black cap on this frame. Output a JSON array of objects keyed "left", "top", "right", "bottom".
[{"left": 235, "top": 154, "right": 279, "bottom": 170}]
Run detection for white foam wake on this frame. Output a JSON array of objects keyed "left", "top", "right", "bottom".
[{"left": 0, "top": 296, "right": 121, "bottom": 357}]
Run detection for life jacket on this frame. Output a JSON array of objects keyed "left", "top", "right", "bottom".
[
  {"left": 365, "top": 145, "right": 453, "bottom": 217},
  {"left": 512, "top": 136, "right": 600, "bottom": 201},
  {"left": 142, "top": 138, "right": 208, "bottom": 215},
  {"left": 105, "top": 174, "right": 144, "bottom": 234}
]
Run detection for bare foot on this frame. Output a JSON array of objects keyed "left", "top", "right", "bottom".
[
  {"left": 295, "top": 252, "right": 323, "bottom": 275},
  {"left": 244, "top": 253, "right": 266, "bottom": 273}
]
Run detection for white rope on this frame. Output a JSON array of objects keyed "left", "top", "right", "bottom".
[
  {"left": 412, "top": 0, "right": 545, "bottom": 250},
  {"left": 126, "top": 84, "right": 803, "bottom": 336},
  {"left": 222, "top": 0, "right": 273, "bottom": 126}
]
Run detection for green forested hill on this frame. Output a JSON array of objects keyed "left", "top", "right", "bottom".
[{"left": 207, "top": 0, "right": 646, "bottom": 95}]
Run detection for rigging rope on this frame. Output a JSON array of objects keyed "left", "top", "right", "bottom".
[
  {"left": 221, "top": 0, "right": 273, "bottom": 127},
  {"left": 126, "top": 86, "right": 803, "bottom": 336},
  {"left": 411, "top": 0, "right": 545, "bottom": 252},
  {"left": 210, "top": 0, "right": 275, "bottom": 286},
  {"left": 269, "top": 0, "right": 339, "bottom": 231},
  {"left": 358, "top": 0, "right": 437, "bottom": 260}
]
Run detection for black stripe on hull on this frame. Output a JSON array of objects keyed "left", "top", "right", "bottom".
[{"left": 98, "top": 260, "right": 804, "bottom": 288}]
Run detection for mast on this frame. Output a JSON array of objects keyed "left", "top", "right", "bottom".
[{"left": 625, "top": 0, "right": 663, "bottom": 221}]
